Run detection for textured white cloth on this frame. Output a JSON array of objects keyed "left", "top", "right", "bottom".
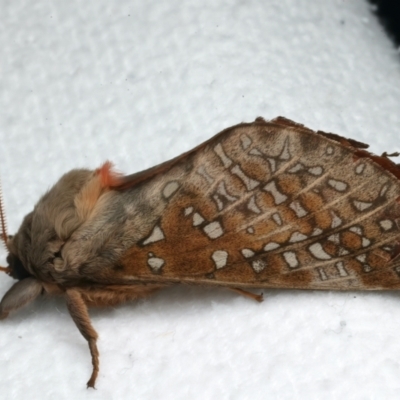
[{"left": 1, "top": 1, "right": 400, "bottom": 399}]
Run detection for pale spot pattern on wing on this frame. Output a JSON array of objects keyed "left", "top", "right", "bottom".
[
  {"left": 247, "top": 227, "right": 255, "bottom": 234},
  {"left": 184, "top": 206, "right": 194, "bottom": 216},
  {"left": 279, "top": 138, "right": 291, "bottom": 160},
  {"left": 353, "top": 200, "right": 373, "bottom": 211},
  {"left": 308, "top": 166, "right": 323, "bottom": 176},
  {"left": 252, "top": 259, "right": 267, "bottom": 273},
  {"left": 312, "top": 227, "right": 323, "bottom": 236},
  {"left": 309, "top": 243, "right": 332, "bottom": 260},
  {"left": 263, "top": 242, "right": 280, "bottom": 251},
  {"left": 356, "top": 254, "right": 372, "bottom": 272},
  {"left": 247, "top": 195, "right": 261, "bottom": 214},
  {"left": 326, "top": 146, "right": 334, "bottom": 155},
  {"left": 362, "top": 237, "right": 371, "bottom": 248},
  {"left": 288, "top": 163, "right": 304, "bottom": 173},
  {"left": 317, "top": 267, "right": 328, "bottom": 281},
  {"left": 163, "top": 181, "right": 180, "bottom": 199},
  {"left": 335, "top": 261, "right": 348, "bottom": 277},
  {"left": 147, "top": 253, "right": 165, "bottom": 273},
  {"left": 380, "top": 183, "right": 389, "bottom": 197},
  {"left": 379, "top": 220, "right": 393, "bottom": 231},
  {"left": 267, "top": 158, "right": 277, "bottom": 172},
  {"left": 283, "top": 251, "right": 299, "bottom": 268},
  {"left": 355, "top": 163, "right": 365, "bottom": 175},
  {"left": 327, "top": 234, "right": 340, "bottom": 244},
  {"left": 349, "top": 226, "right": 362, "bottom": 235},
  {"left": 231, "top": 165, "right": 260, "bottom": 191},
  {"left": 193, "top": 212, "right": 205, "bottom": 226},
  {"left": 142, "top": 225, "right": 165, "bottom": 245},
  {"left": 214, "top": 143, "right": 233, "bottom": 168},
  {"left": 328, "top": 179, "right": 348, "bottom": 192},
  {"left": 242, "top": 248, "right": 255, "bottom": 258},
  {"left": 197, "top": 166, "right": 214, "bottom": 184},
  {"left": 249, "top": 148, "right": 262, "bottom": 156},
  {"left": 289, "top": 231, "right": 308, "bottom": 243},
  {"left": 203, "top": 221, "right": 224, "bottom": 239},
  {"left": 212, "top": 250, "right": 228, "bottom": 269},
  {"left": 264, "top": 181, "right": 287, "bottom": 205},
  {"left": 330, "top": 211, "right": 342, "bottom": 228},
  {"left": 240, "top": 135, "right": 252, "bottom": 150},
  {"left": 212, "top": 181, "right": 238, "bottom": 211},
  {"left": 289, "top": 201, "right": 308, "bottom": 218},
  {"left": 272, "top": 212, "right": 283, "bottom": 226}
]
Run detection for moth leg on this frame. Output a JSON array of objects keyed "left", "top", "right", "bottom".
[
  {"left": 0, "top": 278, "right": 43, "bottom": 319},
  {"left": 228, "top": 287, "right": 263, "bottom": 303},
  {"left": 65, "top": 289, "right": 99, "bottom": 389}
]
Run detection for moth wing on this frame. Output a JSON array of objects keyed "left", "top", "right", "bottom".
[{"left": 115, "top": 118, "right": 400, "bottom": 290}]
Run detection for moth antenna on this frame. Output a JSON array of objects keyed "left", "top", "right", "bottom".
[
  {"left": 0, "top": 178, "right": 11, "bottom": 274},
  {"left": 0, "top": 176, "right": 8, "bottom": 247}
]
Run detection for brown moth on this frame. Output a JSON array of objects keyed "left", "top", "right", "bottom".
[{"left": 1, "top": 116, "right": 400, "bottom": 387}]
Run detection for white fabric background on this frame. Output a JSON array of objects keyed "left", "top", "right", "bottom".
[{"left": 1, "top": 1, "right": 400, "bottom": 399}]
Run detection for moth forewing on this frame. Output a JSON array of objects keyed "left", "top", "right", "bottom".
[{"left": 1, "top": 116, "right": 400, "bottom": 387}]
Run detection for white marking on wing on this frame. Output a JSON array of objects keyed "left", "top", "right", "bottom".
[
  {"left": 147, "top": 255, "right": 165, "bottom": 272},
  {"left": 247, "top": 195, "right": 261, "bottom": 214},
  {"left": 308, "top": 243, "right": 332, "bottom": 260},
  {"left": 279, "top": 138, "right": 291, "bottom": 160},
  {"left": 289, "top": 232, "right": 308, "bottom": 243},
  {"left": 349, "top": 226, "right": 362, "bottom": 235},
  {"left": 271, "top": 213, "right": 283, "bottom": 226},
  {"left": 252, "top": 259, "right": 267, "bottom": 273},
  {"left": 335, "top": 261, "right": 348, "bottom": 277},
  {"left": 283, "top": 251, "right": 299, "bottom": 268},
  {"left": 263, "top": 242, "right": 280, "bottom": 251},
  {"left": 203, "top": 221, "right": 224, "bottom": 239},
  {"left": 249, "top": 148, "right": 262, "bottom": 156},
  {"left": 380, "top": 183, "right": 389, "bottom": 197},
  {"left": 214, "top": 143, "right": 233, "bottom": 168},
  {"left": 328, "top": 179, "right": 348, "bottom": 192},
  {"left": 353, "top": 200, "right": 373, "bottom": 211},
  {"left": 142, "top": 225, "right": 165, "bottom": 245},
  {"left": 193, "top": 213, "right": 205, "bottom": 226},
  {"left": 212, "top": 250, "right": 228, "bottom": 269},
  {"left": 330, "top": 211, "right": 342, "bottom": 228},
  {"left": 241, "top": 135, "right": 252, "bottom": 150},
  {"left": 355, "top": 163, "right": 365, "bottom": 174},
  {"left": 379, "top": 220, "right": 393, "bottom": 231},
  {"left": 288, "top": 163, "right": 304, "bottom": 173},
  {"left": 289, "top": 201, "right": 308, "bottom": 217},
  {"left": 231, "top": 165, "right": 260, "bottom": 191},
  {"left": 197, "top": 166, "right": 214, "bottom": 184},
  {"left": 362, "top": 237, "right": 371, "bottom": 248},
  {"left": 241, "top": 248, "right": 255, "bottom": 258},
  {"left": 247, "top": 227, "right": 255, "bottom": 234},
  {"left": 163, "top": 181, "right": 180, "bottom": 198},
  {"left": 327, "top": 234, "right": 340, "bottom": 244},
  {"left": 184, "top": 206, "right": 194, "bottom": 216},
  {"left": 264, "top": 181, "right": 287, "bottom": 205},
  {"left": 308, "top": 166, "right": 323, "bottom": 176},
  {"left": 311, "top": 228, "right": 323, "bottom": 236},
  {"left": 317, "top": 267, "right": 328, "bottom": 281}
]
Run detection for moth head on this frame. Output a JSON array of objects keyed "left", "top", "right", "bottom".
[{"left": 1, "top": 163, "right": 121, "bottom": 282}]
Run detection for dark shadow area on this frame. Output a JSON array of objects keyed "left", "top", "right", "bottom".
[{"left": 368, "top": 0, "right": 400, "bottom": 47}]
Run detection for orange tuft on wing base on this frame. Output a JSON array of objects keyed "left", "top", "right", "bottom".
[{"left": 96, "top": 161, "right": 123, "bottom": 188}]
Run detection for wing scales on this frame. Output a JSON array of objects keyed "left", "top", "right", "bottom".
[{"left": 116, "top": 118, "right": 400, "bottom": 290}]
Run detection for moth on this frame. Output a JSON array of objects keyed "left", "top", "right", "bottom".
[{"left": 1, "top": 116, "right": 400, "bottom": 388}]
